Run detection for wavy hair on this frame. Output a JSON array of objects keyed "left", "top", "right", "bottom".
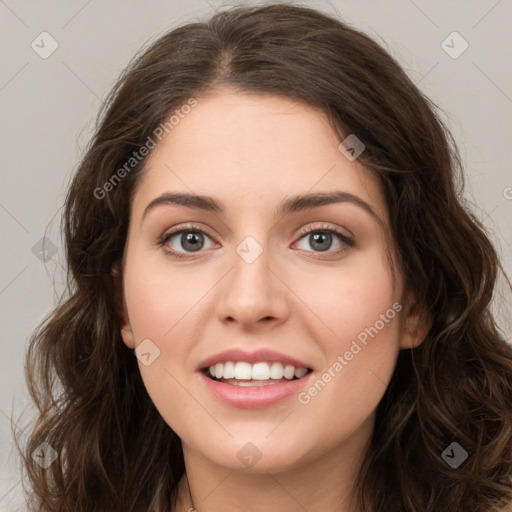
[{"left": 14, "top": 3, "right": 512, "bottom": 511}]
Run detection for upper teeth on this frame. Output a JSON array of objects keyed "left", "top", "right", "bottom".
[{"left": 208, "top": 361, "right": 309, "bottom": 380}]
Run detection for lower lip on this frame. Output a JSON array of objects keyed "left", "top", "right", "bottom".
[{"left": 198, "top": 371, "right": 314, "bottom": 409}]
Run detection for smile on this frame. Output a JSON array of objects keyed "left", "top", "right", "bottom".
[
  {"left": 205, "top": 361, "right": 312, "bottom": 384},
  {"left": 199, "top": 363, "right": 314, "bottom": 409}
]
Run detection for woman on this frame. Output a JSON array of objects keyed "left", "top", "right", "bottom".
[{"left": 16, "top": 3, "right": 512, "bottom": 511}]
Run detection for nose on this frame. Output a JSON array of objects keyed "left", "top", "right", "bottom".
[{"left": 215, "top": 239, "right": 290, "bottom": 330}]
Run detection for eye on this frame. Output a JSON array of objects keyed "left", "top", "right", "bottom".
[
  {"left": 157, "top": 223, "right": 216, "bottom": 258},
  {"left": 157, "top": 222, "right": 354, "bottom": 259},
  {"left": 294, "top": 224, "right": 354, "bottom": 255}
]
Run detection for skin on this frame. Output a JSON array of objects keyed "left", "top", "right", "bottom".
[{"left": 117, "top": 88, "right": 430, "bottom": 512}]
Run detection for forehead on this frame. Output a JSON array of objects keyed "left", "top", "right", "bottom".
[{"left": 132, "top": 89, "right": 388, "bottom": 223}]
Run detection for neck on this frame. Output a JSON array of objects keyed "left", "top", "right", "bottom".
[{"left": 172, "top": 414, "right": 374, "bottom": 512}]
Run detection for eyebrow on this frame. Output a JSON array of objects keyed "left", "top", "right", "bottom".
[{"left": 141, "top": 190, "right": 383, "bottom": 227}]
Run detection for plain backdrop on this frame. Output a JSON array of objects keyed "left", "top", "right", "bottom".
[{"left": 1, "top": 0, "right": 511, "bottom": 509}]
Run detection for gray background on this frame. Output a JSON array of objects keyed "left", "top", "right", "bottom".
[{"left": 1, "top": 0, "right": 511, "bottom": 509}]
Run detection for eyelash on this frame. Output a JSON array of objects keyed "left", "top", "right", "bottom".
[{"left": 157, "top": 223, "right": 354, "bottom": 259}]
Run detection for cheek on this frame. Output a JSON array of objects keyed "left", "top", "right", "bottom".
[
  {"left": 300, "top": 246, "right": 397, "bottom": 349},
  {"left": 122, "top": 253, "right": 206, "bottom": 426},
  {"left": 121, "top": 250, "right": 198, "bottom": 381},
  {"left": 123, "top": 251, "right": 206, "bottom": 341},
  {"left": 295, "top": 248, "right": 400, "bottom": 411}
]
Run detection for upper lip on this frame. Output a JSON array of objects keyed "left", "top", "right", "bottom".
[{"left": 197, "top": 348, "right": 313, "bottom": 371}]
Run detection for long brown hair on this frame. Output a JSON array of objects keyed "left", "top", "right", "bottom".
[{"left": 14, "top": 3, "right": 512, "bottom": 511}]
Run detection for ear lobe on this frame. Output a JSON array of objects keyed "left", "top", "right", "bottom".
[
  {"left": 111, "top": 263, "right": 135, "bottom": 350},
  {"left": 120, "top": 322, "right": 135, "bottom": 350},
  {"left": 399, "top": 288, "right": 431, "bottom": 350}
]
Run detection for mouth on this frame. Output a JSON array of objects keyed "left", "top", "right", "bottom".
[
  {"left": 201, "top": 362, "right": 313, "bottom": 387},
  {"left": 198, "top": 360, "right": 315, "bottom": 408}
]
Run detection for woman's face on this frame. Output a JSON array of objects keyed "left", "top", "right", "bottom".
[{"left": 119, "top": 89, "right": 425, "bottom": 474}]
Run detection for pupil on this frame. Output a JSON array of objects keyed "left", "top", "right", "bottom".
[
  {"left": 311, "top": 232, "right": 331, "bottom": 252},
  {"left": 182, "top": 232, "right": 203, "bottom": 252},
  {"left": 182, "top": 232, "right": 333, "bottom": 253}
]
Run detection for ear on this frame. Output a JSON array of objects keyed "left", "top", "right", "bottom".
[
  {"left": 111, "top": 263, "right": 135, "bottom": 350},
  {"left": 399, "top": 287, "right": 431, "bottom": 350}
]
